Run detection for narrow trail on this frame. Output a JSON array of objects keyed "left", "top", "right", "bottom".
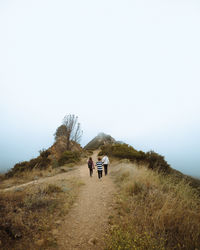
[
  {"left": 57, "top": 151, "right": 115, "bottom": 250},
  {"left": 0, "top": 168, "right": 80, "bottom": 192}
]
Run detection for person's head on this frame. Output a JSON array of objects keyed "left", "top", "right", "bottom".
[
  {"left": 89, "top": 157, "right": 92, "bottom": 161},
  {"left": 98, "top": 157, "right": 101, "bottom": 161}
]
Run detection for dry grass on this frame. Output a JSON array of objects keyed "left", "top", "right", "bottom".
[
  {"left": 0, "top": 161, "right": 82, "bottom": 190},
  {"left": 0, "top": 177, "right": 84, "bottom": 249},
  {"left": 107, "top": 162, "right": 200, "bottom": 250}
]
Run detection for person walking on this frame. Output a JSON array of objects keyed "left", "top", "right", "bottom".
[
  {"left": 87, "top": 157, "right": 94, "bottom": 177},
  {"left": 96, "top": 157, "right": 103, "bottom": 179},
  {"left": 102, "top": 154, "right": 109, "bottom": 176}
]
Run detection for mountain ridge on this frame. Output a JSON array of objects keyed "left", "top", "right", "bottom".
[{"left": 84, "top": 132, "right": 116, "bottom": 150}]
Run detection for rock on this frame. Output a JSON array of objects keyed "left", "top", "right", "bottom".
[
  {"left": 88, "top": 238, "right": 97, "bottom": 245},
  {"left": 55, "top": 220, "right": 61, "bottom": 225},
  {"left": 14, "top": 187, "right": 24, "bottom": 192},
  {"left": 61, "top": 187, "right": 71, "bottom": 192},
  {"left": 35, "top": 239, "right": 44, "bottom": 246},
  {"left": 34, "top": 176, "right": 39, "bottom": 180}
]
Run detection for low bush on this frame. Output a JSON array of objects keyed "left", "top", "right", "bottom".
[
  {"left": 52, "top": 158, "right": 59, "bottom": 168},
  {"left": 39, "top": 149, "right": 51, "bottom": 158},
  {"left": 5, "top": 149, "right": 51, "bottom": 178},
  {"left": 0, "top": 174, "right": 5, "bottom": 181},
  {"left": 99, "top": 143, "right": 171, "bottom": 173},
  {"left": 43, "top": 184, "right": 63, "bottom": 194},
  {"left": 58, "top": 151, "right": 80, "bottom": 166},
  {"left": 24, "top": 194, "right": 55, "bottom": 211}
]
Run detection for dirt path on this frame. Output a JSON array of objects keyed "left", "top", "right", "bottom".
[
  {"left": 56, "top": 151, "right": 115, "bottom": 250},
  {"left": 0, "top": 168, "right": 80, "bottom": 192}
]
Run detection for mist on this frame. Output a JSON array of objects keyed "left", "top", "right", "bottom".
[
  {"left": 1, "top": 125, "right": 200, "bottom": 178},
  {"left": 1, "top": 1, "right": 200, "bottom": 177}
]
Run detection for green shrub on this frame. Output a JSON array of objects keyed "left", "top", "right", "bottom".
[
  {"left": 39, "top": 149, "right": 51, "bottom": 158},
  {"left": 145, "top": 150, "right": 171, "bottom": 173},
  {"left": 99, "top": 144, "right": 171, "bottom": 173},
  {"left": 6, "top": 149, "right": 51, "bottom": 178},
  {"left": 52, "top": 158, "right": 59, "bottom": 168},
  {"left": 58, "top": 151, "right": 80, "bottom": 166}
]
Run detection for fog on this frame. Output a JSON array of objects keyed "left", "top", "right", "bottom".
[{"left": 0, "top": 0, "right": 200, "bottom": 177}]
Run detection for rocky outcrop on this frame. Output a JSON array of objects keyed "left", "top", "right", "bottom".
[{"left": 49, "top": 136, "right": 82, "bottom": 160}]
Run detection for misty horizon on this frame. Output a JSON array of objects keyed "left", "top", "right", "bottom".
[
  {"left": 1, "top": 1, "right": 200, "bottom": 178},
  {"left": 1, "top": 128, "right": 200, "bottom": 179}
]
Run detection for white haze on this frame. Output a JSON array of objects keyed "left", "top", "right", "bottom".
[{"left": 0, "top": 0, "right": 200, "bottom": 177}]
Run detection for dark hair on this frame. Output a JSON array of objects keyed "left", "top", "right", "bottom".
[
  {"left": 98, "top": 157, "right": 101, "bottom": 161},
  {"left": 89, "top": 157, "right": 92, "bottom": 161}
]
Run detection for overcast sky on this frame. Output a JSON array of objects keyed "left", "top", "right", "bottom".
[{"left": 1, "top": 0, "right": 200, "bottom": 176}]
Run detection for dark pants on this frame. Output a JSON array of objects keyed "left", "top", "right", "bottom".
[
  {"left": 98, "top": 170, "right": 102, "bottom": 179},
  {"left": 89, "top": 168, "right": 93, "bottom": 177},
  {"left": 104, "top": 164, "right": 108, "bottom": 175}
]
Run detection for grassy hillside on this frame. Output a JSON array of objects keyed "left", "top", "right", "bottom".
[
  {"left": 0, "top": 177, "right": 84, "bottom": 249},
  {"left": 106, "top": 161, "right": 200, "bottom": 249},
  {"left": 99, "top": 143, "right": 200, "bottom": 191},
  {"left": 4, "top": 137, "right": 83, "bottom": 179}
]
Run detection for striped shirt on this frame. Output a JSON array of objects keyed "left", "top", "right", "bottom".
[{"left": 96, "top": 161, "right": 103, "bottom": 171}]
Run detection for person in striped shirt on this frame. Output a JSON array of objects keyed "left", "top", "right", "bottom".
[{"left": 96, "top": 157, "right": 103, "bottom": 179}]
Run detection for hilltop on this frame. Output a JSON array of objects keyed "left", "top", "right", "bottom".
[{"left": 84, "top": 132, "right": 116, "bottom": 150}]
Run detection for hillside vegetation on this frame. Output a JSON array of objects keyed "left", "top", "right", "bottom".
[
  {"left": 99, "top": 143, "right": 171, "bottom": 173},
  {"left": 5, "top": 137, "right": 82, "bottom": 179},
  {"left": 99, "top": 143, "right": 200, "bottom": 191},
  {"left": 0, "top": 176, "right": 84, "bottom": 249},
  {"left": 106, "top": 161, "right": 200, "bottom": 250},
  {"left": 1, "top": 131, "right": 200, "bottom": 249},
  {"left": 97, "top": 143, "right": 200, "bottom": 249}
]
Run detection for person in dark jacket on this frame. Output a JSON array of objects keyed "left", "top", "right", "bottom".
[{"left": 87, "top": 157, "right": 94, "bottom": 177}]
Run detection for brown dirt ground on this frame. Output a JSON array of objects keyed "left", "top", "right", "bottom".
[{"left": 56, "top": 151, "right": 115, "bottom": 250}]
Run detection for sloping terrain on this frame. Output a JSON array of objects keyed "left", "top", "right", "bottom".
[{"left": 84, "top": 133, "right": 116, "bottom": 150}]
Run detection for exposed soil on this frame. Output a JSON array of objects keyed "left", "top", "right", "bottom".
[{"left": 56, "top": 151, "right": 115, "bottom": 249}]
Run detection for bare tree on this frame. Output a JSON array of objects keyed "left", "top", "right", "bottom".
[{"left": 59, "top": 114, "right": 83, "bottom": 149}]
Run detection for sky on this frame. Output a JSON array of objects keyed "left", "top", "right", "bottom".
[{"left": 0, "top": 0, "right": 200, "bottom": 177}]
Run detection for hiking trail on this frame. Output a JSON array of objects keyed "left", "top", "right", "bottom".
[{"left": 57, "top": 151, "right": 115, "bottom": 249}]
